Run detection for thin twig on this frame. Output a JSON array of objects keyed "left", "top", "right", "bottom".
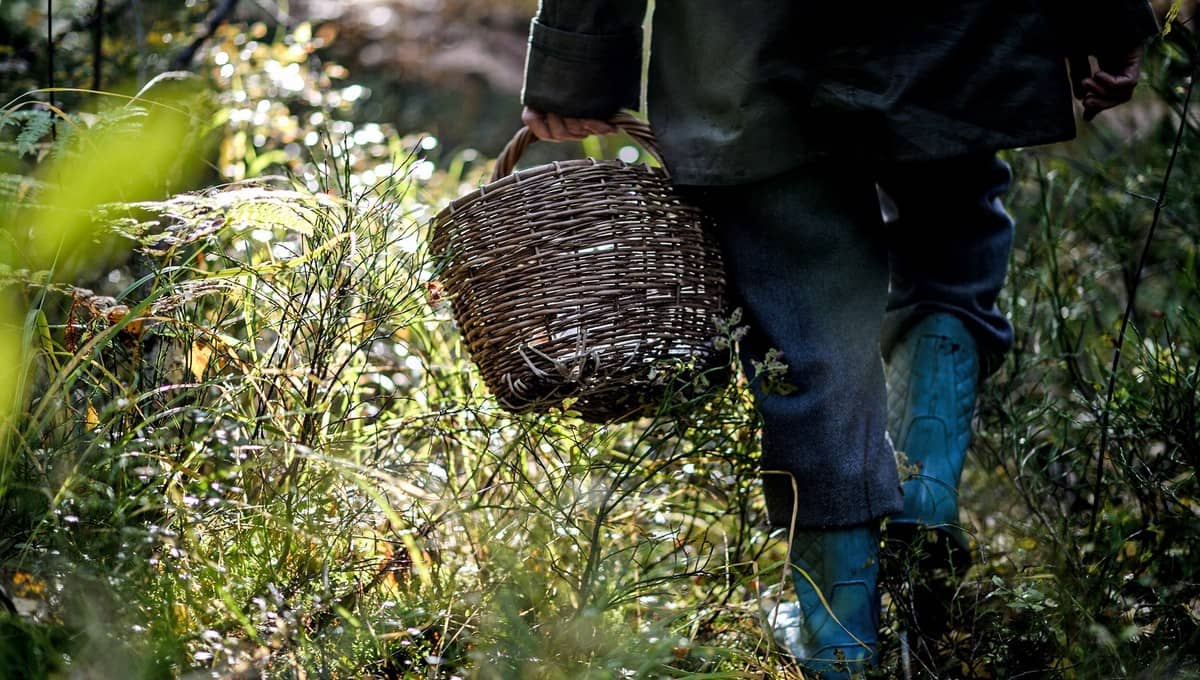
[
  {"left": 170, "top": 0, "right": 241, "bottom": 71},
  {"left": 47, "top": 0, "right": 57, "bottom": 141},
  {"left": 1087, "top": 46, "right": 1197, "bottom": 542},
  {"left": 133, "top": 0, "right": 146, "bottom": 86},
  {"left": 91, "top": 0, "right": 104, "bottom": 92}
]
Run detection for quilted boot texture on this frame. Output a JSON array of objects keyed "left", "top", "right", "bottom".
[
  {"left": 883, "top": 313, "right": 979, "bottom": 637},
  {"left": 885, "top": 312, "right": 979, "bottom": 552},
  {"left": 771, "top": 525, "right": 880, "bottom": 679}
]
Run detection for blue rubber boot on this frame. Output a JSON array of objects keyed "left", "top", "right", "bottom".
[
  {"left": 883, "top": 313, "right": 979, "bottom": 636},
  {"left": 771, "top": 525, "right": 880, "bottom": 678},
  {"left": 885, "top": 312, "right": 979, "bottom": 556}
]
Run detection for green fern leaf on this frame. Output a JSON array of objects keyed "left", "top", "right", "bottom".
[{"left": 14, "top": 110, "right": 55, "bottom": 157}]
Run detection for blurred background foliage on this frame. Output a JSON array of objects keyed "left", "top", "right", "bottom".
[{"left": 0, "top": 1, "right": 1198, "bottom": 678}]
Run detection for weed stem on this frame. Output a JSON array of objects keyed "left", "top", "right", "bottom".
[{"left": 1088, "top": 42, "right": 1197, "bottom": 543}]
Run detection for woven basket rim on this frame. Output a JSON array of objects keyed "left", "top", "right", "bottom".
[{"left": 440, "top": 158, "right": 669, "bottom": 219}]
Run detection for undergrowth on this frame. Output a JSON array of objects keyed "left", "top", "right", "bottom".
[{"left": 0, "top": 13, "right": 1197, "bottom": 680}]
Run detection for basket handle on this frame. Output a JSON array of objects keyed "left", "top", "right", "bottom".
[{"left": 491, "top": 111, "right": 666, "bottom": 182}]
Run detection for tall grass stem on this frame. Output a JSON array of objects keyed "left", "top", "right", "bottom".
[{"left": 1088, "top": 44, "right": 1197, "bottom": 542}]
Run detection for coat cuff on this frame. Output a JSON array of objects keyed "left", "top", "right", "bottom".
[{"left": 521, "top": 19, "right": 642, "bottom": 119}]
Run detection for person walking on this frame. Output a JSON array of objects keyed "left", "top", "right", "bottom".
[{"left": 517, "top": 1, "right": 1159, "bottom": 676}]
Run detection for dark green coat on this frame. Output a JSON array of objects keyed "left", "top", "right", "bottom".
[{"left": 522, "top": 1, "right": 1159, "bottom": 185}]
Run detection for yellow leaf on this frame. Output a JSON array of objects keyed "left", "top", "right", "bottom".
[
  {"left": 86, "top": 403, "right": 99, "bottom": 430},
  {"left": 11, "top": 571, "right": 47, "bottom": 598},
  {"left": 191, "top": 342, "right": 213, "bottom": 380}
]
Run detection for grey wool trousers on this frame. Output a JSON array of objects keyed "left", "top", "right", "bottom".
[{"left": 681, "top": 154, "right": 1015, "bottom": 529}]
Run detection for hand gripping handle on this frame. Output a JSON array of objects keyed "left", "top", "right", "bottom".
[{"left": 490, "top": 111, "right": 666, "bottom": 182}]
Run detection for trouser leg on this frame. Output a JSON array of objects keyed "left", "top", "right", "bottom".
[
  {"left": 874, "top": 154, "right": 1017, "bottom": 636},
  {"left": 877, "top": 153, "right": 1015, "bottom": 374},
  {"left": 683, "top": 162, "right": 902, "bottom": 529},
  {"left": 875, "top": 152, "right": 1016, "bottom": 531}
]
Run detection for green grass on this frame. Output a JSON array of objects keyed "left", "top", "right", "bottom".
[{"left": 1, "top": 17, "right": 1198, "bottom": 680}]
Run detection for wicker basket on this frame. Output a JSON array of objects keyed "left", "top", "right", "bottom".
[{"left": 429, "top": 113, "right": 728, "bottom": 422}]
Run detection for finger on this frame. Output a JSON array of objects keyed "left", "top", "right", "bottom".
[
  {"left": 1085, "top": 76, "right": 1134, "bottom": 107},
  {"left": 582, "top": 120, "right": 617, "bottom": 136},
  {"left": 562, "top": 117, "right": 590, "bottom": 140},
  {"left": 1081, "top": 77, "right": 1132, "bottom": 103},
  {"left": 1093, "top": 70, "right": 1138, "bottom": 95},
  {"left": 1098, "top": 48, "right": 1143, "bottom": 81},
  {"left": 1081, "top": 77, "right": 1116, "bottom": 99},
  {"left": 1083, "top": 95, "right": 1122, "bottom": 121},
  {"left": 1069, "top": 54, "right": 1092, "bottom": 100},
  {"left": 1084, "top": 92, "right": 1122, "bottom": 108},
  {"left": 545, "top": 113, "right": 571, "bottom": 142},
  {"left": 521, "top": 107, "right": 554, "bottom": 141}
]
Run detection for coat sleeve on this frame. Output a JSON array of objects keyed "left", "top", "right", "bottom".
[
  {"left": 521, "top": 0, "right": 649, "bottom": 119},
  {"left": 1045, "top": 0, "right": 1160, "bottom": 55}
]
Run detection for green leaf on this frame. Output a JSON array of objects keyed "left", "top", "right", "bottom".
[
  {"left": 14, "top": 110, "right": 54, "bottom": 158},
  {"left": 246, "top": 149, "right": 291, "bottom": 177},
  {"left": 1163, "top": 0, "right": 1182, "bottom": 36}
]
